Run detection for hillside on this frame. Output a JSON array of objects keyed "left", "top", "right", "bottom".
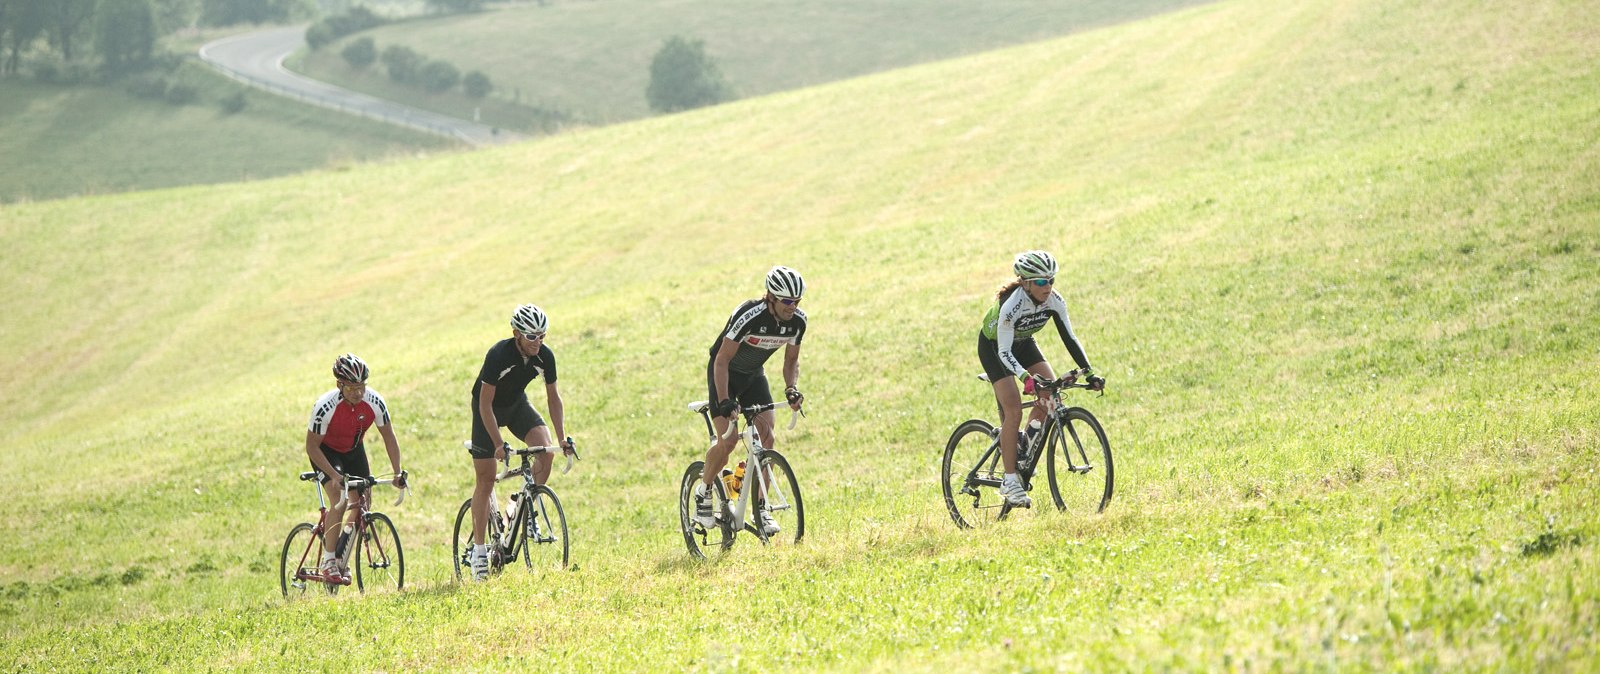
[
  {"left": 294, "top": 0, "right": 1218, "bottom": 129},
  {"left": 2, "top": 0, "right": 1597, "bottom": 670},
  {"left": 0, "top": 62, "right": 453, "bottom": 204}
]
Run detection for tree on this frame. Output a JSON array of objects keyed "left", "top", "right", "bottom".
[
  {"left": 1, "top": 0, "right": 48, "bottom": 75},
  {"left": 45, "top": 0, "right": 96, "bottom": 62},
  {"left": 96, "top": 0, "right": 157, "bottom": 73},
  {"left": 200, "top": 0, "right": 290, "bottom": 27},
  {"left": 646, "top": 35, "right": 732, "bottom": 114},
  {"left": 426, "top": 0, "right": 482, "bottom": 13},
  {"left": 418, "top": 58, "right": 458, "bottom": 93},
  {"left": 463, "top": 69, "right": 491, "bottom": 98},
  {"left": 380, "top": 44, "right": 419, "bottom": 83},
  {"left": 340, "top": 35, "right": 374, "bottom": 69}
]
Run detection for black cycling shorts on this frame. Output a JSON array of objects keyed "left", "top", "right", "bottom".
[
  {"left": 310, "top": 442, "right": 372, "bottom": 486},
  {"left": 706, "top": 361, "right": 773, "bottom": 417},
  {"left": 469, "top": 401, "right": 545, "bottom": 459},
  {"left": 978, "top": 333, "right": 1045, "bottom": 384}
]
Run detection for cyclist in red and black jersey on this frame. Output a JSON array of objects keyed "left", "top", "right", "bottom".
[
  {"left": 465, "top": 304, "right": 576, "bottom": 581},
  {"left": 692, "top": 266, "right": 808, "bottom": 535},
  {"left": 304, "top": 353, "right": 406, "bottom": 582}
]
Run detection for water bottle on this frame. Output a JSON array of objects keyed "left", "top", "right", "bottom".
[
  {"left": 721, "top": 468, "right": 737, "bottom": 497},
  {"left": 1021, "top": 420, "right": 1043, "bottom": 457}
]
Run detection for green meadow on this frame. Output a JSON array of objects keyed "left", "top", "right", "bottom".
[
  {"left": 2, "top": 0, "right": 1597, "bottom": 670},
  {"left": 0, "top": 61, "right": 452, "bottom": 204},
  {"left": 293, "top": 0, "right": 1218, "bottom": 129}
]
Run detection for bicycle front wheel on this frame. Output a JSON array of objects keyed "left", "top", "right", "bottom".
[
  {"left": 521, "top": 486, "right": 569, "bottom": 570},
  {"left": 941, "top": 419, "right": 1005, "bottom": 529},
  {"left": 1046, "top": 407, "right": 1114, "bottom": 513},
  {"left": 279, "top": 522, "right": 323, "bottom": 599},
  {"left": 355, "top": 512, "right": 404, "bottom": 593},
  {"left": 753, "top": 450, "right": 804, "bottom": 546},
  {"left": 679, "top": 461, "right": 732, "bottom": 560}
]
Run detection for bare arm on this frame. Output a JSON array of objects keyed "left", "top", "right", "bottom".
[
  {"left": 305, "top": 430, "right": 341, "bottom": 486},
  {"left": 545, "top": 380, "right": 568, "bottom": 452},
  {"left": 376, "top": 423, "right": 403, "bottom": 485},
  {"left": 713, "top": 338, "right": 740, "bottom": 404},
  {"left": 782, "top": 343, "right": 802, "bottom": 409}
]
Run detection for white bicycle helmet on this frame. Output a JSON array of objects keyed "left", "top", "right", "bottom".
[
  {"left": 1013, "top": 250, "right": 1058, "bottom": 279},
  {"left": 332, "top": 353, "right": 369, "bottom": 383},
  {"left": 510, "top": 304, "right": 548, "bottom": 336},
  {"left": 765, "top": 266, "right": 805, "bottom": 299}
]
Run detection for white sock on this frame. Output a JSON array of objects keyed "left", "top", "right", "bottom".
[
  {"left": 322, "top": 550, "right": 336, "bottom": 562},
  {"left": 473, "top": 543, "right": 488, "bottom": 560},
  {"left": 1005, "top": 472, "right": 1019, "bottom": 483}
]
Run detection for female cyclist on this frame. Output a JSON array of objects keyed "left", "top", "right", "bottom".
[{"left": 979, "top": 251, "right": 1105, "bottom": 507}]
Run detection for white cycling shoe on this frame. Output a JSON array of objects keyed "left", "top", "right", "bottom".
[{"left": 1000, "top": 478, "right": 1033, "bottom": 508}]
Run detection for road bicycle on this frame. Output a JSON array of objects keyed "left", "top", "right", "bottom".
[
  {"left": 941, "top": 370, "right": 1113, "bottom": 528},
  {"left": 678, "top": 401, "right": 805, "bottom": 559},
  {"left": 451, "top": 442, "right": 575, "bottom": 580},
  {"left": 280, "top": 471, "right": 408, "bottom": 597}
]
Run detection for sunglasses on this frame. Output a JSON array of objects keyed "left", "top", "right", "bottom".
[
  {"left": 1029, "top": 277, "right": 1055, "bottom": 287},
  {"left": 519, "top": 331, "right": 546, "bottom": 340},
  {"left": 776, "top": 297, "right": 801, "bottom": 306}
]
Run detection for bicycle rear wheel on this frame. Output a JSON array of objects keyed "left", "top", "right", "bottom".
[
  {"left": 520, "top": 486, "right": 570, "bottom": 570},
  {"left": 354, "top": 512, "right": 404, "bottom": 592},
  {"left": 279, "top": 522, "right": 323, "bottom": 598},
  {"left": 752, "top": 450, "right": 804, "bottom": 546},
  {"left": 1046, "top": 407, "right": 1114, "bottom": 513},
  {"left": 450, "top": 498, "right": 473, "bottom": 582},
  {"left": 679, "top": 461, "right": 732, "bottom": 560},
  {"left": 941, "top": 419, "right": 1006, "bottom": 529}
]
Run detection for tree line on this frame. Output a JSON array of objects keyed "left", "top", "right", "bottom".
[{"left": 0, "top": 0, "right": 308, "bottom": 76}]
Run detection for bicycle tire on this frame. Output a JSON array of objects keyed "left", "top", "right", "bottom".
[
  {"left": 450, "top": 498, "right": 473, "bottom": 582},
  {"left": 1046, "top": 407, "right": 1114, "bottom": 513},
  {"left": 941, "top": 419, "right": 1005, "bottom": 529},
  {"left": 354, "top": 512, "right": 404, "bottom": 592},
  {"left": 679, "top": 460, "right": 732, "bottom": 559},
  {"left": 521, "top": 485, "right": 570, "bottom": 570},
  {"left": 279, "top": 522, "right": 322, "bottom": 599},
  {"left": 752, "top": 450, "right": 804, "bottom": 546}
]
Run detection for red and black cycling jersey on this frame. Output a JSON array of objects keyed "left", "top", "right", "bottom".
[
  {"left": 708, "top": 299, "right": 807, "bottom": 374},
  {"left": 307, "top": 388, "right": 391, "bottom": 453},
  {"left": 471, "top": 338, "right": 558, "bottom": 410}
]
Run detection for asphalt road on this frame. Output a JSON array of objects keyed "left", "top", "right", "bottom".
[{"left": 199, "top": 26, "right": 522, "bottom": 147}]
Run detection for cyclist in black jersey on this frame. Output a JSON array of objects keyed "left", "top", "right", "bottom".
[
  {"left": 692, "top": 266, "right": 808, "bottom": 535},
  {"left": 465, "top": 304, "right": 575, "bottom": 580},
  {"left": 979, "top": 251, "right": 1105, "bottom": 507}
]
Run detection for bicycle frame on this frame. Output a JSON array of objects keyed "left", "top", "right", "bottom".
[
  {"left": 697, "top": 403, "right": 800, "bottom": 541},
  {"left": 464, "top": 441, "right": 572, "bottom": 562},
  {"left": 290, "top": 473, "right": 406, "bottom": 588},
  {"left": 962, "top": 377, "right": 1097, "bottom": 490}
]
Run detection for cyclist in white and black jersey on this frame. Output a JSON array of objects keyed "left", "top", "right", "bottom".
[
  {"left": 304, "top": 354, "right": 407, "bottom": 582},
  {"left": 692, "top": 266, "right": 808, "bottom": 535},
  {"left": 979, "top": 251, "right": 1105, "bottom": 507}
]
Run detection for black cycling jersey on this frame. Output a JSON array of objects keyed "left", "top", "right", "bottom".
[
  {"left": 471, "top": 338, "right": 558, "bottom": 408},
  {"left": 708, "top": 299, "right": 807, "bottom": 374}
]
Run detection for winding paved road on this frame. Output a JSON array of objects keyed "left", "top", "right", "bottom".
[{"left": 199, "top": 26, "right": 522, "bottom": 147}]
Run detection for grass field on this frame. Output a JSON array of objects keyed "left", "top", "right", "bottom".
[
  {"left": 0, "top": 60, "right": 453, "bottom": 204},
  {"left": 293, "top": 0, "right": 1219, "bottom": 130},
  {"left": 2, "top": 0, "right": 1598, "bottom": 670}
]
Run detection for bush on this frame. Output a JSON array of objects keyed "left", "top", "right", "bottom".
[
  {"left": 463, "top": 70, "right": 492, "bottom": 98},
  {"left": 418, "top": 59, "right": 460, "bottom": 93},
  {"left": 220, "top": 91, "right": 248, "bottom": 114},
  {"left": 646, "top": 35, "right": 732, "bottom": 114},
  {"left": 381, "top": 45, "right": 421, "bottom": 84},
  {"left": 305, "top": 23, "right": 335, "bottom": 50},
  {"left": 165, "top": 83, "right": 199, "bottom": 105},
  {"left": 341, "top": 37, "right": 377, "bottom": 69}
]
